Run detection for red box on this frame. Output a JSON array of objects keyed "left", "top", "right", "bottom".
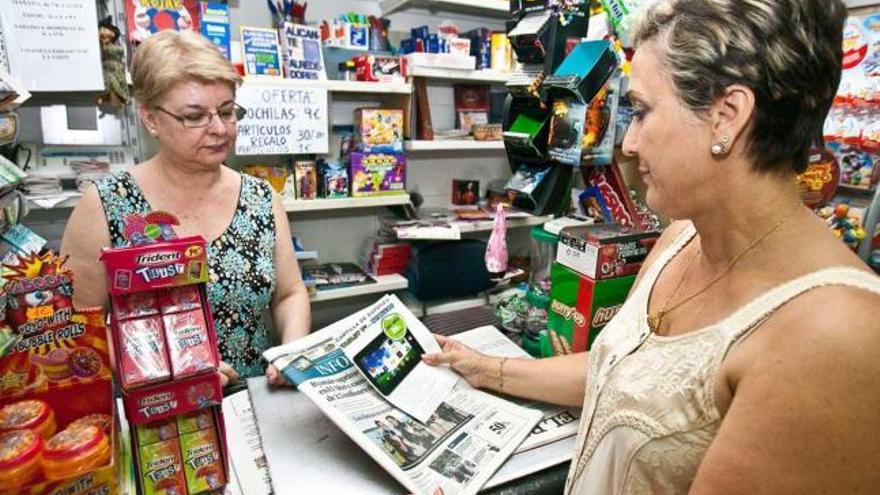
[
  {"left": 122, "top": 373, "right": 223, "bottom": 426},
  {"left": 163, "top": 310, "right": 217, "bottom": 379},
  {"left": 100, "top": 236, "right": 210, "bottom": 295},
  {"left": 112, "top": 291, "right": 160, "bottom": 320},
  {"left": 118, "top": 316, "right": 171, "bottom": 390},
  {"left": 159, "top": 285, "right": 202, "bottom": 314},
  {"left": 556, "top": 224, "right": 660, "bottom": 280}
]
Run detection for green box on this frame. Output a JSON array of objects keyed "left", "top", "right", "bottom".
[{"left": 543, "top": 262, "right": 634, "bottom": 356}]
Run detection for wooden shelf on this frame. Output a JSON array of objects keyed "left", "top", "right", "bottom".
[
  {"left": 407, "top": 66, "right": 510, "bottom": 83},
  {"left": 323, "top": 80, "right": 411, "bottom": 94},
  {"left": 381, "top": 0, "right": 509, "bottom": 18},
  {"left": 405, "top": 140, "right": 504, "bottom": 151},
  {"left": 310, "top": 274, "right": 408, "bottom": 302},
  {"left": 283, "top": 195, "right": 410, "bottom": 212}
]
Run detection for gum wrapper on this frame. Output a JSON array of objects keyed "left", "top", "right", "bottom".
[
  {"left": 118, "top": 316, "right": 171, "bottom": 389},
  {"left": 176, "top": 408, "right": 214, "bottom": 436},
  {"left": 136, "top": 417, "right": 179, "bottom": 446},
  {"left": 112, "top": 291, "right": 160, "bottom": 320},
  {"left": 163, "top": 310, "right": 217, "bottom": 379},
  {"left": 139, "top": 438, "right": 186, "bottom": 495},
  {"left": 158, "top": 286, "right": 202, "bottom": 314},
  {"left": 179, "top": 427, "right": 225, "bottom": 493}
]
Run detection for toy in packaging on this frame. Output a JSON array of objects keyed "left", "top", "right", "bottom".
[
  {"left": 353, "top": 55, "right": 406, "bottom": 83},
  {"left": 41, "top": 424, "right": 112, "bottom": 481},
  {"left": 294, "top": 161, "right": 318, "bottom": 200},
  {"left": 318, "top": 160, "right": 350, "bottom": 199},
  {"left": 453, "top": 85, "right": 490, "bottom": 133},
  {"left": 0, "top": 399, "right": 57, "bottom": 440},
  {"left": 556, "top": 224, "right": 659, "bottom": 280},
  {"left": 139, "top": 438, "right": 186, "bottom": 495},
  {"left": 354, "top": 108, "right": 404, "bottom": 153},
  {"left": 547, "top": 96, "right": 588, "bottom": 166},
  {"left": 0, "top": 253, "right": 119, "bottom": 495},
  {"left": 0, "top": 429, "right": 42, "bottom": 491},
  {"left": 350, "top": 152, "right": 406, "bottom": 197},
  {"left": 179, "top": 426, "right": 225, "bottom": 493},
  {"left": 118, "top": 316, "right": 172, "bottom": 389},
  {"left": 164, "top": 310, "right": 217, "bottom": 379}
]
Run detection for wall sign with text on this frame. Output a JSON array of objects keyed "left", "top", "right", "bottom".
[{"left": 235, "top": 82, "right": 329, "bottom": 155}]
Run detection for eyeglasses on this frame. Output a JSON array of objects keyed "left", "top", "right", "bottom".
[{"left": 155, "top": 104, "right": 247, "bottom": 128}]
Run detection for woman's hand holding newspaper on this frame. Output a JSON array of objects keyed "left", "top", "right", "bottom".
[{"left": 423, "top": 334, "right": 499, "bottom": 390}]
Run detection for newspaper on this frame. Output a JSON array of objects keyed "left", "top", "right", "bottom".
[
  {"left": 263, "top": 295, "right": 543, "bottom": 495},
  {"left": 222, "top": 391, "right": 273, "bottom": 495},
  {"left": 449, "top": 326, "right": 581, "bottom": 454}
]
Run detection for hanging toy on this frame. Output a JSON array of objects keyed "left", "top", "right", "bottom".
[
  {"left": 485, "top": 203, "right": 509, "bottom": 274},
  {"left": 96, "top": 16, "right": 130, "bottom": 113}
]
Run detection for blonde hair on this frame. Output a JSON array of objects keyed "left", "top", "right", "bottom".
[
  {"left": 131, "top": 30, "right": 241, "bottom": 108},
  {"left": 632, "top": 0, "right": 846, "bottom": 174}
]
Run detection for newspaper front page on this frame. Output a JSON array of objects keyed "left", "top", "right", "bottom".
[{"left": 263, "top": 296, "right": 542, "bottom": 495}]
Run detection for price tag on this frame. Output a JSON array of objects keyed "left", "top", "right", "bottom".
[{"left": 235, "top": 82, "right": 329, "bottom": 155}]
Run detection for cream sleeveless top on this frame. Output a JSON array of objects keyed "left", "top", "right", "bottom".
[{"left": 564, "top": 223, "right": 880, "bottom": 494}]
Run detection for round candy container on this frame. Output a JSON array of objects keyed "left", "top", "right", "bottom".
[
  {"left": 0, "top": 429, "right": 43, "bottom": 491},
  {"left": 0, "top": 400, "right": 57, "bottom": 440},
  {"left": 68, "top": 413, "right": 113, "bottom": 435},
  {"left": 41, "top": 425, "right": 111, "bottom": 481}
]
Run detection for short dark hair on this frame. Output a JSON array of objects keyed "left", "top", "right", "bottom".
[{"left": 634, "top": 0, "right": 847, "bottom": 174}]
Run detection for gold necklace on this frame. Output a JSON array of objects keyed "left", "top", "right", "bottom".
[{"left": 647, "top": 215, "right": 793, "bottom": 334}]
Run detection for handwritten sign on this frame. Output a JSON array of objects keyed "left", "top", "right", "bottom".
[
  {"left": 235, "top": 82, "right": 329, "bottom": 155},
  {"left": 1, "top": 0, "right": 103, "bottom": 92}
]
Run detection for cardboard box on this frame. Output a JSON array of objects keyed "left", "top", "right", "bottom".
[
  {"left": 350, "top": 152, "right": 406, "bottom": 197},
  {"left": 556, "top": 224, "right": 659, "bottom": 280},
  {"left": 544, "top": 262, "right": 635, "bottom": 354},
  {"left": 354, "top": 108, "right": 404, "bottom": 154}
]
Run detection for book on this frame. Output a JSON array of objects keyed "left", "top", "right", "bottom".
[{"left": 126, "top": 0, "right": 201, "bottom": 44}]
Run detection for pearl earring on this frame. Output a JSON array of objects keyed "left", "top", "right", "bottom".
[{"left": 711, "top": 143, "right": 725, "bottom": 155}]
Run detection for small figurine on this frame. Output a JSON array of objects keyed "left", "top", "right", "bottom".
[
  {"left": 822, "top": 203, "right": 866, "bottom": 250},
  {"left": 97, "top": 16, "right": 131, "bottom": 112}
]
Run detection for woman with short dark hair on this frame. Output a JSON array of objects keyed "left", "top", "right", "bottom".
[{"left": 426, "top": 1, "right": 880, "bottom": 493}]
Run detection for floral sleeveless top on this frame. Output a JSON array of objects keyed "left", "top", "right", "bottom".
[{"left": 95, "top": 170, "right": 277, "bottom": 378}]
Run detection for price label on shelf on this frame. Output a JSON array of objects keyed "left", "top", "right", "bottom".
[{"left": 235, "top": 81, "right": 329, "bottom": 155}]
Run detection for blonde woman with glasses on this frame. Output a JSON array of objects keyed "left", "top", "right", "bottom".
[{"left": 62, "top": 31, "right": 310, "bottom": 387}]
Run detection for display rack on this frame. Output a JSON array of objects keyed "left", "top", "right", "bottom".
[
  {"left": 310, "top": 273, "right": 409, "bottom": 302},
  {"left": 323, "top": 80, "right": 412, "bottom": 94},
  {"left": 457, "top": 214, "right": 551, "bottom": 233},
  {"left": 381, "top": 0, "right": 509, "bottom": 18},
  {"left": 404, "top": 140, "right": 505, "bottom": 151}
]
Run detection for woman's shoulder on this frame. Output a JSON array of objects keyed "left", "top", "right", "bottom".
[{"left": 236, "top": 170, "right": 276, "bottom": 204}]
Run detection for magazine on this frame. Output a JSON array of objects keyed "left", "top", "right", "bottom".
[
  {"left": 263, "top": 295, "right": 544, "bottom": 495},
  {"left": 126, "top": 0, "right": 201, "bottom": 44}
]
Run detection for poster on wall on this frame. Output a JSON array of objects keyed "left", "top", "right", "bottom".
[
  {"left": 0, "top": 0, "right": 103, "bottom": 92},
  {"left": 126, "top": 0, "right": 201, "bottom": 44},
  {"left": 241, "top": 27, "right": 283, "bottom": 77},
  {"left": 280, "top": 23, "right": 326, "bottom": 80},
  {"left": 235, "top": 81, "right": 329, "bottom": 155}
]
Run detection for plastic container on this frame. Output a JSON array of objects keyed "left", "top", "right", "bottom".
[
  {"left": 528, "top": 226, "right": 558, "bottom": 297},
  {"left": 0, "top": 400, "right": 57, "bottom": 440},
  {"left": 0, "top": 429, "right": 42, "bottom": 491},
  {"left": 41, "top": 425, "right": 111, "bottom": 481}
]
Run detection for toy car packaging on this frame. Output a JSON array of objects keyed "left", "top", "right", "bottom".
[
  {"left": 0, "top": 252, "right": 122, "bottom": 495},
  {"left": 100, "top": 211, "right": 229, "bottom": 495}
]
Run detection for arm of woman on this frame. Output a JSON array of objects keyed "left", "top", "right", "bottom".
[
  {"left": 59, "top": 184, "right": 112, "bottom": 310},
  {"left": 689, "top": 287, "right": 880, "bottom": 494},
  {"left": 424, "top": 335, "right": 589, "bottom": 407},
  {"left": 266, "top": 192, "right": 311, "bottom": 384}
]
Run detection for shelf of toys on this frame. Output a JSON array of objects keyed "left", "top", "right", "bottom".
[
  {"left": 820, "top": 13, "right": 880, "bottom": 270},
  {"left": 100, "top": 212, "right": 229, "bottom": 495}
]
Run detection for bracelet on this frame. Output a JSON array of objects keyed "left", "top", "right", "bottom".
[{"left": 498, "top": 357, "right": 508, "bottom": 393}]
